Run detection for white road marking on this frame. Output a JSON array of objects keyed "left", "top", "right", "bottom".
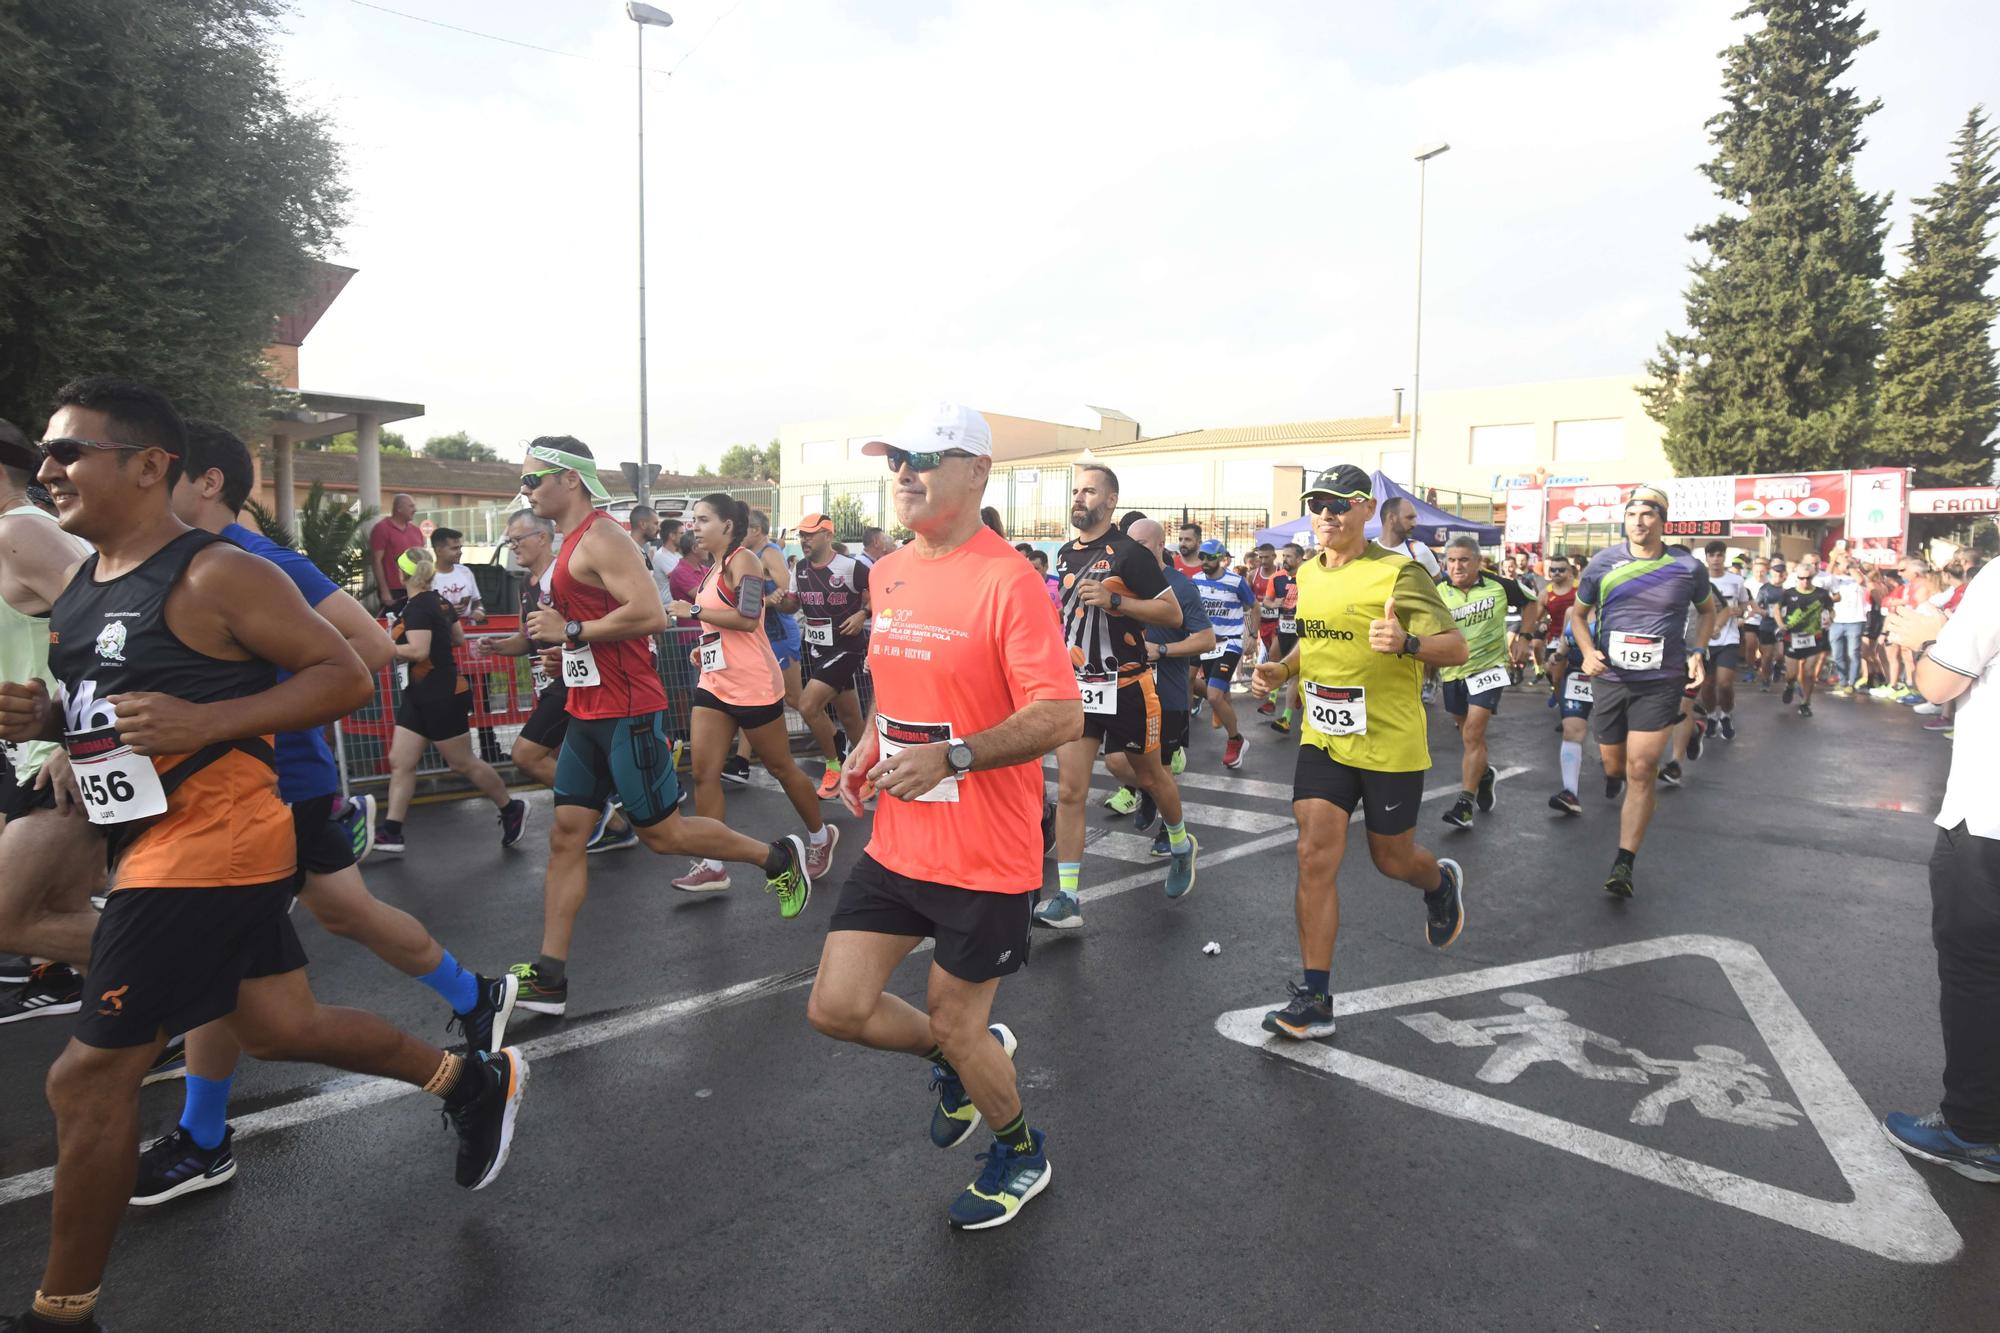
[
  {"left": 1084, "top": 829, "right": 1169, "bottom": 863},
  {"left": 1215, "top": 934, "right": 1962, "bottom": 1265},
  {"left": 0, "top": 770, "right": 1520, "bottom": 1209}
]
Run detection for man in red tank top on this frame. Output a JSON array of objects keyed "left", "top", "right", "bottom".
[{"left": 509, "top": 436, "right": 813, "bottom": 1018}]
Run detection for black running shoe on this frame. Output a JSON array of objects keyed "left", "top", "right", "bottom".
[
  {"left": 1261, "top": 983, "right": 1336, "bottom": 1040},
  {"left": 721, "top": 755, "right": 752, "bottom": 787},
  {"left": 1041, "top": 800, "right": 1057, "bottom": 858},
  {"left": 0, "top": 1314, "right": 105, "bottom": 1332},
  {"left": 1442, "top": 794, "right": 1474, "bottom": 829},
  {"left": 1135, "top": 789, "right": 1158, "bottom": 834},
  {"left": 1685, "top": 724, "right": 1702, "bottom": 761},
  {"left": 1799, "top": 702, "right": 1813, "bottom": 718},
  {"left": 1605, "top": 859, "right": 1636, "bottom": 899},
  {"left": 1658, "top": 761, "right": 1682, "bottom": 788},
  {"left": 0, "top": 955, "right": 30, "bottom": 985},
  {"left": 449, "top": 971, "right": 520, "bottom": 1055},
  {"left": 1475, "top": 764, "right": 1497, "bottom": 812},
  {"left": 498, "top": 797, "right": 529, "bottom": 848},
  {"left": 1548, "top": 789, "right": 1582, "bottom": 816},
  {"left": 142, "top": 1033, "right": 187, "bottom": 1086},
  {"left": 129, "top": 1125, "right": 237, "bottom": 1206},
  {"left": 1782, "top": 681, "right": 1796, "bottom": 704},
  {"left": 446, "top": 1048, "right": 528, "bottom": 1190},
  {"left": 1426, "top": 859, "right": 1466, "bottom": 948},
  {"left": 0, "top": 964, "right": 82, "bottom": 1025},
  {"left": 1719, "top": 715, "right": 1736, "bottom": 741},
  {"left": 1703, "top": 715, "right": 1719, "bottom": 739},
  {"left": 1149, "top": 826, "right": 1170, "bottom": 858},
  {"left": 374, "top": 819, "right": 406, "bottom": 856},
  {"left": 1605, "top": 775, "right": 1625, "bottom": 801},
  {"left": 507, "top": 963, "right": 568, "bottom": 1017}
]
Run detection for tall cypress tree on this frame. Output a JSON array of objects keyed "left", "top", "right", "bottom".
[
  {"left": 1644, "top": 1, "right": 1891, "bottom": 476},
  {"left": 1877, "top": 108, "right": 2000, "bottom": 487}
]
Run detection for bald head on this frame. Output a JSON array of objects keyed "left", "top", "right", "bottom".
[
  {"left": 1128, "top": 517, "right": 1165, "bottom": 560},
  {"left": 392, "top": 493, "right": 417, "bottom": 521}
]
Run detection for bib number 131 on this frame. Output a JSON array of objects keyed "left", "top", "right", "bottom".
[{"left": 66, "top": 728, "right": 168, "bottom": 827}]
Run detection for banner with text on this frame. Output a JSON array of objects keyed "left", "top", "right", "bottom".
[{"left": 1732, "top": 472, "right": 1846, "bottom": 521}]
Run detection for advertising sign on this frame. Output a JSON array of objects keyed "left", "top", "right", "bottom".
[
  {"left": 1908, "top": 487, "right": 2000, "bottom": 515},
  {"left": 1846, "top": 469, "right": 1907, "bottom": 539},
  {"left": 1505, "top": 489, "right": 1544, "bottom": 545},
  {"left": 1667, "top": 475, "right": 1734, "bottom": 524},
  {"left": 1545, "top": 483, "right": 1630, "bottom": 526},
  {"left": 1732, "top": 473, "right": 1846, "bottom": 521}
]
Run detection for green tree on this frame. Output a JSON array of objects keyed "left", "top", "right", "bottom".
[
  {"left": 421, "top": 430, "right": 498, "bottom": 462},
  {"left": 826, "top": 493, "right": 867, "bottom": 539},
  {"left": 316, "top": 428, "right": 410, "bottom": 455},
  {"left": 1644, "top": 0, "right": 1891, "bottom": 475},
  {"left": 239, "top": 481, "right": 371, "bottom": 585},
  {"left": 1878, "top": 107, "right": 2000, "bottom": 487},
  {"left": 717, "top": 438, "right": 780, "bottom": 480},
  {"left": 0, "top": 1, "right": 348, "bottom": 429}
]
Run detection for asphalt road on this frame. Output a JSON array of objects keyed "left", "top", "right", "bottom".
[{"left": 1, "top": 678, "right": 1993, "bottom": 1331}]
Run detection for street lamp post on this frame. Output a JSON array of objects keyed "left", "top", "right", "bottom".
[
  {"left": 626, "top": 3, "right": 674, "bottom": 508},
  {"left": 1408, "top": 141, "right": 1450, "bottom": 497}
]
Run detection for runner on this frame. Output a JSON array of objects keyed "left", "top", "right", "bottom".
[
  {"left": 1658, "top": 544, "right": 1706, "bottom": 788},
  {"left": 1696, "top": 540, "right": 1748, "bottom": 742},
  {"left": 1248, "top": 465, "right": 1467, "bottom": 1040},
  {"left": 0, "top": 418, "right": 98, "bottom": 1026},
  {"left": 134, "top": 420, "right": 520, "bottom": 1206},
  {"left": 1036, "top": 464, "right": 1197, "bottom": 929},
  {"left": 1779, "top": 563, "right": 1836, "bottom": 718},
  {"left": 1251, "top": 545, "right": 1290, "bottom": 720},
  {"left": 1533, "top": 551, "right": 1580, "bottom": 688},
  {"left": 665, "top": 493, "right": 837, "bottom": 893},
  {"left": 1190, "top": 538, "right": 1258, "bottom": 768},
  {"left": 1434, "top": 537, "right": 1532, "bottom": 830},
  {"left": 1545, "top": 599, "right": 1598, "bottom": 816},
  {"left": 0, "top": 376, "right": 524, "bottom": 1332},
  {"left": 510, "top": 442, "right": 812, "bottom": 1018},
  {"left": 1266, "top": 543, "right": 1305, "bottom": 733},
  {"left": 1741, "top": 556, "right": 1772, "bottom": 687},
  {"left": 725, "top": 508, "right": 804, "bottom": 788},
  {"left": 1569, "top": 485, "right": 1716, "bottom": 898},
  {"left": 1376, "top": 494, "right": 1444, "bottom": 578},
  {"left": 791, "top": 512, "right": 872, "bottom": 800},
  {"left": 373, "top": 545, "right": 526, "bottom": 855},
  {"left": 1755, "top": 561, "right": 1787, "bottom": 688},
  {"left": 804, "top": 401, "right": 1076, "bottom": 1231},
  {"left": 1172, "top": 521, "right": 1204, "bottom": 576}
]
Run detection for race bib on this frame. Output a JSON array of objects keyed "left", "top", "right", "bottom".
[
  {"left": 802, "top": 617, "right": 834, "bottom": 648},
  {"left": 1201, "top": 644, "right": 1227, "bottom": 662},
  {"left": 1302, "top": 682, "right": 1366, "bottom": 736},
  {"left": 1563, "top": 673, "right": 1595, "bottom": 704},
  {"left": 1278, "top": 616, "right": 1297, "bottom": 635},
  {"left": 1077, "top": 672, "right": 1118, "bottom": 716},
  {"left": 1605, "top": 631, "right": 1664, "bottom": 671},
  {"left": 65, "top": 727, "right": 167, "bottom": 827},
  {"left": 530, "top": 659, "right": 553, "bottom": 696},
  {"left": 396, "top": 662, "right": 409, "bottom": 690},
  {"left": 698, "top": 633, "right": 727, "bottom": 675},
  {"left": 1465, "top": 666, "right": 1510, "bottom": 695},
  {"left": 562, "top": 643, "right": 600, "bottom": 688},
  {"left": 1789, "top": 632, "right": 1818, "bottom": 653},
  {"left": 876, "top": 714, "right": 958, "bottom": 803}
]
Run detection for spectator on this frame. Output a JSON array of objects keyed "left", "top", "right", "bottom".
[
  {"left": 428, "top": 526, "right": 484, "bottom": 623},
  {"left": 858, "top": 526, "right": 895, "bottom": 567},
  {"left": 629, "top": 505, "right": 661, "bottom": 552},
  {"left": 667, "top": 530, "right": 706, "bottom": 615},
  {"left": 981, "top": 506, "right": 1007, "bottom": 540},
  {"left": 1826, "top": 552, "right": 1868, "bottom": 695},
  {"left": 368, "top": 493, "right": 425, "bottom": 613}
]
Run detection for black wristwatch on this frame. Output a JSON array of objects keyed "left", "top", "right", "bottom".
[
  {"left": 946, "top": 741, "right": 975, "bottom": 775},
  {"left": 1401, "top": 632, "right": 1420, "bottom": 657},
  {"left": 564, "top": 619, "right": 585, "bottom": 648},
  {"left": 1108, "top": 591, "right": 1123, "bottom": 611}
]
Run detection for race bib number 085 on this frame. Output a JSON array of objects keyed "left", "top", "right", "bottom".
[{"left": 562, "top": 643, "right": 600, "bottom": 687}]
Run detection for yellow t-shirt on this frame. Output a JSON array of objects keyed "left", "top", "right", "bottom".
[{"left": 1294, "top": 542, "right": 1457, "bottom": 773}]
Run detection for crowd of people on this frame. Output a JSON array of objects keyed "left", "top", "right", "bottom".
[{"left": 0, "top": 385, "right": 1994, "bottom": 1330}]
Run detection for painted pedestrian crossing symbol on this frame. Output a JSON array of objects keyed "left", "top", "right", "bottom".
[{"left": 1215, "top": 934, "right": 1962, "bottom": 1263}]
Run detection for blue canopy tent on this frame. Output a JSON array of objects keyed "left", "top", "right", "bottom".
[{"left": 1252, "top": 470, "right": 1501, "bottom": 550}]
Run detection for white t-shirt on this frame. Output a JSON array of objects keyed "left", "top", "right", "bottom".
[
  {"left": 1708, "top": 571, "right": 1747, "bottom": 647},
  {"left": 1928, "top": 562, "right": 2000, "bottom": 839},
  {"left": 432, "top": 564, "right": 481, "bottom": 618},
  {"left": 1827, "top": 574, "right": 1868, "bottom": 624},
  {"left": 1396, "top": 539, "right": 1442, "bottom": 578}
]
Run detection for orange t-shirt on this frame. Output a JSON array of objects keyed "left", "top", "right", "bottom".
[{"left": 865, "top": 527, "right": 1079, "bottom": 893}]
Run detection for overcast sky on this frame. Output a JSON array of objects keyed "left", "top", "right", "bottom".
[{"left": 275, "top": 0, "right": 1997, "bottom": 471}]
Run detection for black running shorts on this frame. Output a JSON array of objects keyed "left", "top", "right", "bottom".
[
  {"left": 291, "top": 793, "right": 357, "bottom": 880},
  {"left": 804, "top": 650, "right": 863, "bottom": 694},
  {"left": 1707, "top": 642, "right": 1741, "bottom": 673},
  {"left": 519, "top": 682, "right": 570, "bottom": 749},
  {"left": 1161, "top": 708, "right": 1189, "bottom": 759},
  {"left": 829, "top": 853, "right": 1034, "bottom": 983},
  {"left": 76, "top": 882, "right": 306, "bottom": 1049},
  {"left": 692, "top": 687, "right": 785, "bottom": 732},
  {"left": 553, "top": 711, "right": 682, "bottom": 828},
  {"left": 395, "top": 687, "right": 472, "bottom": 743},
  {"left": 1588, "top": 676, "right": 1685, "bottom": 745},
  {"left": 0, "top": 764, "right": 55, "bottom": 821},
  {"left": 1082, "top": 674, "right": 1161, "bottom": 756},
  {"left": 1292, "top": 745, "right": 1424, "bottom": 836}
]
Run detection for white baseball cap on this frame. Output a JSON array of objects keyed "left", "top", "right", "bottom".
[{"left": 861, "top": 401, "right": 993, "bottom": 460}]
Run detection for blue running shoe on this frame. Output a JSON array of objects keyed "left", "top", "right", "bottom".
[
  {"left": 948, "top": 1129, "right": 1052, "bottom": 1230},
  {"left": 130, "top": 1124, "right": 236, "bottom": 1206},
  {"left": 1032, "top": 891, "right": 1083, "bottom": 931},
  {"left": 1426, "top": 859, "right": 1465, "bottom": 948},
  {"left": 1165, "top": 831, "right": 1198, "bottom": 900},
  {"left": 1261, "top": 982, "right": 1335, "bottom": 1040},
  {"left": 929, "top": 1023, "right": 1019, "bottom": 1149},
  {"left": 1149, "top": 826, "right": 1170, "bottom": 858},
  {"left": 1883, "top": 1111, "right": 2000, "bottom": 1182},
  {"left": 341, "top": 793, "right": 377, "bottom": 864}
]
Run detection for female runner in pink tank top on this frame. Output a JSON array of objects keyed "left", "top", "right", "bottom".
[{"left": 666, "top": 494, "right": 833, "bottom": 890}]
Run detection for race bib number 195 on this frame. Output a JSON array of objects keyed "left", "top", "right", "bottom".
[{"left": 1605, "top": 631, "right": 1664, "bottom": 672}]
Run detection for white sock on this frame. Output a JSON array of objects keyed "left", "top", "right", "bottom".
[
  {"left": 1559, "top": 740, "right": 1582, "bottom": 794},
  {"left": 808, "top": 825, "right": 830, "bottom": 848},
  {"left": 703, "top": 858, "right": 725, "bottom": 872}
]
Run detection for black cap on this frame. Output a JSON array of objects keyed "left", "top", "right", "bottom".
[{"left": 1302, "top": 464, "right": 1372, "bottom": 500}]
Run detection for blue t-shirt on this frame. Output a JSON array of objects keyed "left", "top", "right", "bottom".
[
  {"left": 1575, "top": 542, "right": 1712, "bottom": 684},
  {"left": 1191, "top": 569, "right": 1256, "bottom": 654},
  {"left": 1147, "top": 567, "right": 1212, "bottom": 712},
  {"left": 223, "top": 522, "right": 341, "bottom": 803}
]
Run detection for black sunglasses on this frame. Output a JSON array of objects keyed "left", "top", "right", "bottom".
[
  {"left": 518, "top": 466, "right": 566, "bottom": 491},
  {"left": 1304, "top": 493, "right": 1366, "bottom": 516},
  {"left": 38, "top": 436, "right": 172, "bottom": 466},
  {"left": 883, "top": 447, "right": 974, "bottom": 474}
]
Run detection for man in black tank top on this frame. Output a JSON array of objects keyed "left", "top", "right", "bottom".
[{"left": 0, "top": 377, "right": 529, "bottom": 1332}]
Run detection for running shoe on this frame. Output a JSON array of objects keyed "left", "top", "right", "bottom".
[
  {"left": 0, "top": 1315, "right": 105, "bottom": 1332},
  {"left": 1442, "top": 794, "right": 1474, "bottom": 829},
  {"left": 1782, "top": 681, "right": 1796, "bottom": 705},
  {"left": 1913, "top": 701, "right": 1942, "bottom": 716},
  {"left": 142, "top": 1033, "right": 187, "bottom": 1086},
  {"left": 1882, "top": 1111, "right": 2000, "bottom": 1183},
  {"left": 1832, "top": 684, "right": 1854, "bottom": 698},
  {"left": 1604, "top": 775, "right": 1625, "bottom": 801},
  {"left": 1149, "top": 826, "right": 1171, "bottom": 858},
  {"left": 767, "top": 834, "right": 811, "bottom": 919},
  {"left": 1165, "top": 832, "right": 1199, "bottom": 900},
  {"left": 1898, "top": 689, "right": 1924, "bottom": 705},
  {"left": 1103, "top": 786, "right": 1139, "bottom": 816},
  {"left": 1134, "top": 789, "right": 1158, "bottom": 834},
  {"left": 1548, "top": 789, "right": 1582, "bottom": 816},
  {"left": 929, "top": 1024, "right": 1018, "bottom": 1149},
  {"left": 720, "top": 755, "right": 752, "bottom": 787},
  {"left": 1685, "top": 724, "right": 1702, "bottom": 761},
  {"left": 1702, "top": 715, "right": 1719, "bottom": 739},
  {"left": 341, "top": 793, "right": 377, "bottom": 864},
  {"left": 1268, "top": 713, "right": 1291, "bottom": 735},
  {"left": 585, "top": 817, "right": 639, "bottom": 854},
  {"left": 449, "top": 971, "right": 520, "bottom": 1056},
  {"left": 507, "top": 963, "right": 568, "bottom": 1017},
  {"left": 1868, "top": 685, "right": 1900, "bottom": 699},
  {"left": 1799, "top": 703, "right": 1813, "bottom": 718},
  {"left": 0, "top": 964, "right": 82, "bottom": 1025},
  {"left": 1923, "top": 715, "right": 1949, "bottom": 731},
  {"left": 1262, "top": 982, "right": 1336, "bottom": 1040},
  {"left": 804, "top": 825, "right": 840, "bottom": 882},
  {"left": 0, "top": 955, "right": 29, "bottom": 985},
  {"left": 1605, "top": 859, "right": 1636, "bottom": 899},
  {"left": 1258, "top": 697, "right": 1277, "bottom": 716},
  {"left": 1169, "top": 747, "right": 1186, "bottom": 777},
  {"left": 1222, "top": 735, "right": 1247, "bottom": 770},
  {"left": 1041, "top": 801, "right": 1057, "bottom": 857},
  {"left": 446, "top": 1047, "right": 528, "bottom": 1190},
  {"left": 1719, "top": 715, "right": 1736, "bottom": 741},
  {"left": 948, "top": 1129, "right": 1051, "bottom": 1231},
  {"left": 1475, "top": 764, "right": 1497, "bottom": 812},
  {"left": 129, "top": 1125, "right": 237, "bottom": 1207},
  {"left": 1032, "top": 891, "right": 1083, "bottom": 930},
  {"left": 671, "top": 861, "right": 732, "bottom": 893},
  {"left": 498, "top": 797, "right": 529, "bottom": 848},
  {"left": 374, "top": 819, "right": 406, "bottom": 856},
  {"left": 1658, "top": 761, "right": 1682, "bottom": 788},
  {"left": 1426, "top": 859, "right": 1465, "bottom": 948},
  {"left": 817, "top": 766, "right": 842, "bottom": 800}
]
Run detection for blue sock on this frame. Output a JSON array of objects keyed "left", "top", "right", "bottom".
[
  {"left": 418, "top": 949, "right": 480, "bottom": 1015},
  {"left": 179, "top": 1073, "right": 233, "bottom": 1151},
  {"left": 1166, "top": 821, "right": 1190, "bottom": 853},
  {"left": 1303, "top": 968, "right": 1331, "bottom": 997}
]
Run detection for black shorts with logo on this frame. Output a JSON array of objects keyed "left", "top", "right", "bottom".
[
  {"left": 1785, "top": 634, "right": 1830, "bottom": 662},
  {"left": 0, "top": 763, "right": 56, "bottom": 820},
  {"left": 1161, "top": 708, "right": 1189, "bottom": 759},
  {"left": 76, "top": 881, "right": 307, "bottom": 1049},
  {"left": 395, "top": 686, "right": 472, "bottom": 743},
  {"left": 1082, "top": 674, "right": 1161, "bottom": 755},
  {"left": 1292, "top": 745, "right": 1424, "bottom": 837},
  {"left": 292, "top": 793, "right": 358, "bottom": 881},
  {"left": 1202, "top": 648, "right": 1243, "bottom": 690},
  {"left": 692, "top": 687, "right": 785, "bottom": 732},
  {"left": 519, "top": 682, "right": 570, "bottom": 749},
  {"left": 1588, "top": 675, "right": 1685, "bottom": 745},
  {"left": 829, "top": 853, "right": 1034, "bottom": 983},
  {"left": 804, "top": 649, "right": 863, "bottom": 694}
]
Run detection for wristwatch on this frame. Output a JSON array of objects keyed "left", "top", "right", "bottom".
[
  {"left": 946, "top": 740, "right": 975, "bottom": 775},
  {"left": 564, "top": 619, "right": 585, "bottom": 648},
  {"left": 1108, "top": 591, "right": 1123, "bottom": 611},
  {"left": 1401, "top": 632, "right": 1420, "bottom": 657}
]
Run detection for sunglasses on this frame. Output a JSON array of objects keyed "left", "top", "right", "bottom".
[
  {"left": 518, "top": 466, "right": 565, "bottom": 491},
  {"left": 500, "top": 532, "right": 546, "bottom": 549},
  {"left": 1304, "top": 493, "right": 1366, "bottom": 516},
  {"left": 37, "top": 437, "right": 169, "bottom": 466},
  {"left": 882, "top": 447, "right": 973, "bottom": 474}
]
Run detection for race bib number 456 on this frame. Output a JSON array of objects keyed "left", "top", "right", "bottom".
[{"left": 65, "top": 727, "right": 167, "bottom": 826}]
